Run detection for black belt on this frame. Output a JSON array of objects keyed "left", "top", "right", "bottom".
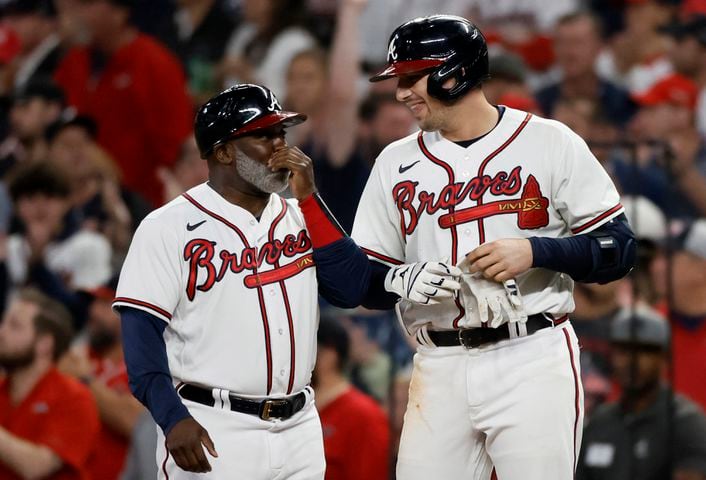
[
  {"left": 178, "top": 384, "right": 307, "bottom": 420},
  {"left": 427, "top": 314, "right": 568, "bottom": 349}
]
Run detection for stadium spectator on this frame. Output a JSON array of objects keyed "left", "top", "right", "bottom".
[
  {"left": 3, "top": 162, "right": 112, "bottom": 326},
  {"left": 661, "top": 15, "right": 706, "bottom": 138},
  {"left": 535, "top": 11, "right": 636, "bottom": 125},
  {"left": 617, "top": 74, "right": 706, "bottom": 218},
  {"left": 59, "top": 279, "right": 143, "bottom": 480},
  {"left": 650, "top": 219, "right": 706, "bottom": 412},
  {"left": 157, "top": 134, "right": 209, "bottom": 203},
  {"left": 221, "top": 0, "right": 316, "bottom": 98},
  {"left": 314, "top": 316, "right": 390, "bottom": 480},
  {"left": 53, "top": 0, "right": 193, "bottom": 207},
  {"left": 284, "top": 0, "right": 376, "bottom": 231},
  {"left": 45, "top": 112, "right": 150, "bottom": 261},
  {"left": 483, "top": 53, "right": 533, "bottom": 106},
  {"left": 1, "top": 0, "right": 64, "bottom": 92},
  {"left": 0, "top": 288, "right": 100, "bottom": 479},
  {"left": 154, "top": 0, "right": 237, "bottom": 103},
  {"left": 596, "top": 0, "right": 673, "bottom": 94},
  {"left": 0, "top": 80, "right": 64, "bottom": 177},
  {"left": 577, "top": 307, "right": 706, "bottom": 480},
  {"left": 571, "top": 283, "right": 623, "bottom": 385}
]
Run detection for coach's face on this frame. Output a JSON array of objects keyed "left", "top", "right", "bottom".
[
  {"left": 215, "top": 125, "right": 290, "bottom": 194},
  {"left": 396, "top": 73, "right": 449, "bottom": 132}
]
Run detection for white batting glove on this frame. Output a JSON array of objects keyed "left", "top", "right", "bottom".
[
  {"left": 384, "top": 261, "right": 462, "bottom": 305},
  {"left": 456, "top": 256, "right": 528, "bottom": 327},
  {"left": 458, "top": 274, "right": 528, "bottom": 327}
]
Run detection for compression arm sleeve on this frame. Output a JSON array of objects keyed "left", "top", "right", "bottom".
[{"left": 120, "top": 307, "right": 191, "bottom": 435}]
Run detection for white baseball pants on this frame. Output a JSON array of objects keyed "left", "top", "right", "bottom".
[
  {"left": 397, "top": 322, "right": 584, "bottom": 480},
  {"left": 156, "top": 390, "right": 325, "bottom": 480}
]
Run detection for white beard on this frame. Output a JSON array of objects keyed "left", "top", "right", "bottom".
[{"left": 235, "top": 150, "right": 290, "bottom": 194}]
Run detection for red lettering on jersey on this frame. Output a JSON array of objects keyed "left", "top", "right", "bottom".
[
  {"left": 183, "top": 230, "right": 313, "bottom": 300},
  {"left": 393, "top": 166, "right": 523, "bottom": 234}
]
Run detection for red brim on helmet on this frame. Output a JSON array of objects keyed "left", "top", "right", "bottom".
[
  {"left": 369, "top": 59, "right": 446, "bottom": 82},
  {"left": 235, "top": 111, "right": 307, "bottom": 136}
]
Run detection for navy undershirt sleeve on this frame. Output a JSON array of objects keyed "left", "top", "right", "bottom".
[
  {"left": 529, "top": 214, "right": 635, "bottom": 283},
  {"left": 314, "top": 237, "right": 371, "bottom": 308},
  {"left": 361, "top": 260, "right": 398, "bottom": 310},
  {"left": 120, "top": 306, "right": 191, "bottom": 435}
]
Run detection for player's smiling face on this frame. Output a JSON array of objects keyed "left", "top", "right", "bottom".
[{"left": 395, "top": 72, "right": 449, "bottom": 132}]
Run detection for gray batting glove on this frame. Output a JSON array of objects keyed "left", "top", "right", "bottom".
[{"left": 384, "top": 261, "right": 462, "bottom": 305}]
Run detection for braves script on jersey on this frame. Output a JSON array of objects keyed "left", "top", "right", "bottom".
[
  {"left": 114, "top": 183, "right": 318, "bottom": 397},
  {"left": 352, "top": 107, "right": 623, "bottom": 333}
]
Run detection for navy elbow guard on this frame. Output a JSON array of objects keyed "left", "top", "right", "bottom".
[{"left": 582, "top": 214, "right": 636, "bottom": 284}]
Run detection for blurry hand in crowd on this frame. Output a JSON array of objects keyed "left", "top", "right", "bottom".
[
  {"left": 158, "top": 136, "right": 209, "bottom": 202},
  {"left": 667, "top": 130, "right": 701, "bottom": 176},
  {"left": 17, "top": 195, "right": 70, "bottom": 262},
  {"left": 58, "top": 347, "right": 92, "bottom": 380}
]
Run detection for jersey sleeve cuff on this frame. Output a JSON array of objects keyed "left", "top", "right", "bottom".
[
  {"left": 571, "top": 203, "right": 624, "bottom": 234},
  {"left": 112, "top": 297, "right": 173, "bottom": 323},
  {"left": 361, "top": 247, "right": 404, "bottom": 266},
  {"left": 298, "top": 193, "right": 346, "bottom": 248}
]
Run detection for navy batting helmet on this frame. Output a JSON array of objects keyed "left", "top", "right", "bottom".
[
  {"left": 194, "top": 84, "right": 307, "bottom": 158},
  {"left": 370, "top": 15, "right": 489, "bottom": 102}
]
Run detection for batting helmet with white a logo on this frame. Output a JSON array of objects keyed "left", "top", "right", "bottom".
[
  {"left": 370, "top": 15, "right": 489, "bottom": 102},
  {"left": 194, "top": 84, "right": 307, "bottom": 158}
]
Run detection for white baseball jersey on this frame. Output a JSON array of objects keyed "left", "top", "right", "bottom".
[
  {"left": 352, "top": 107, "right": 623, "bottom": 334},
  {"left": 114, "top": 183, "right": 318, "bottom": 397}
]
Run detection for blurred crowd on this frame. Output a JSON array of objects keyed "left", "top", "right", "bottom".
[{"left": 0, "top": 0, "right": 705, "bottom": 479}]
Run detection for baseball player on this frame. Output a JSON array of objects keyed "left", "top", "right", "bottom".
[
  {"left": 113, "top": 84, "right": 370, "bottom": 479},
  {"left": 352, "top": 16, "right": 636, "bottom": 480}
]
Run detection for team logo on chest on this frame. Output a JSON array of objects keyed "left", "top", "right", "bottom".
[
  {"left": 182, "top": 230, "right": 313, "bottom": 300},
  {"left": 392, "top": 167, "right": 549, "bottom": 234}
]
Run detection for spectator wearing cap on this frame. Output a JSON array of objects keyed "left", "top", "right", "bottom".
[
  {"left": 45, "top": 112, "right": 151, "bottom": 262},
  {"left": 616, "top": 74, "right": 706, "bottom": 219},
  {"left": 0, "top": 288, "right": 100, "bottom": 480},
  {"left": 1, "top": 0, "right": 64, "bottom": 92},
  {"left": 0, "top": 80, "right": 64, "bottom": 176},
  {"left": 576, "top": 307, "right": 706, "bottom": 480},
  {"left": 650, "top": 219, "right": 706, "bottom": 412},
  {"left": 59, "top": 278, "right": 144, "bottom": 480},
  {"left": 1, "top": 161, "right": 112, "bottom": 327},
  {"left": 153, "top": 0, "right": 238, "bottom": 104},
  {"left": 313, "top": 316, "right": 390, "bottom": 480},
  {"left": 53, "top": 0, "right": 193, "bottom": 207},
  {"left": 661, "top": 15, "right": 706, "bottom": 138},
  {"left": 535, "top": 11, "right": 636, "bottom": 126}
]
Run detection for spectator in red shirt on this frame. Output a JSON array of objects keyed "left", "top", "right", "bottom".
[
  {"left": 53, "top": 0, "right": 193, "bottom": 206},
  {"left": 313, "top": 316, "right": 390, "bottom": 480},
  {"left": 650, "top": 218, "right": 706, "bottom": 412},
  {"left": 59, "top": 280, "right": 143, "bottom": 480},
  {"left": 0, "top": 288, "right": 100, "bottom": 479}
]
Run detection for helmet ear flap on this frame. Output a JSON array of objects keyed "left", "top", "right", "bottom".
[{"left": 427, "top": 60, "right": 471, "bottom": 102}]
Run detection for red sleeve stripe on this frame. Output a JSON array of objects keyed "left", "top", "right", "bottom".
[
  {"left": 571, "top": 204, "right": 623, "bottom": 234},
  {"left": 362, "top": 247, "right": 404, "bottom": 265},
  {"left": 113, "top": 297, "right": 173, "bottom": 320}
]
